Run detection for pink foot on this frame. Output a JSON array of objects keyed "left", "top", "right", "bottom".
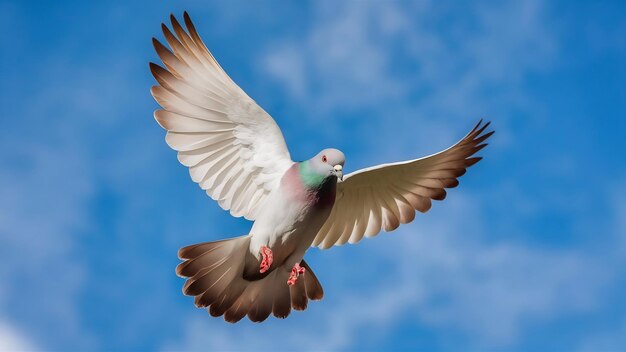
[
  {"left": 287, "top": 263, "right": 306, "bottom": 286},
  {"left": 259, "top": 245, "right": 273, "bottom": 273}
]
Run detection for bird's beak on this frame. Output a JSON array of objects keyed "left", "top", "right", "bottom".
[{"left": 334, "top": 164, "right": 343, "bottom": 181}]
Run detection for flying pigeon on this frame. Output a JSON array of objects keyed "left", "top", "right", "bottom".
[{"left": 149, "top": 12, "right": 494, "bottom": 323}]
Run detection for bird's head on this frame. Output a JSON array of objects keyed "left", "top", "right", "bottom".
[{"left": 300, "top": 148, "right": 345, "bottom": 187}]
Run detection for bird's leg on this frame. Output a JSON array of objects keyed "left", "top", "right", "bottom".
[
  {"left": 287, "top": 263, "right": 306, "bottom": 286},
  {"left": 259, "top": 245, "right": 273, "bottom": 273}
]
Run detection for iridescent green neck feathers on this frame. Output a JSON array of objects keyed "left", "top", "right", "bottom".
[{"left": 299, "top": 160, "right": 328, "bottom": 189}]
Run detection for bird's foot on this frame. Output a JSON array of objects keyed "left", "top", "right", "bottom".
[
  {"left": 287, "top": 263, "right": 306, "bottom": 286},
  {"left": 259, "top": 245, "right": 273, "bottom": 273}
]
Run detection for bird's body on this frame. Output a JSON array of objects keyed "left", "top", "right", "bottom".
[
  {"left": 246, "top": 160, "right": 338, "bottom": 280},
  {"left": 150, "top": 12, "right": 494, "bottom": 323}
]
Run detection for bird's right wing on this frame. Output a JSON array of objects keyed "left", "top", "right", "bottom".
[
  {"left": 150, "top": 12, "right": 294, "bottom": 220},
  {"left": 312, "top": 120, "right": 493, "bottom": 249}
]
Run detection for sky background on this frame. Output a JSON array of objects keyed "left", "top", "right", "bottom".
[{"left": 1, "top": 0, "right": 625, "bottom": 351}]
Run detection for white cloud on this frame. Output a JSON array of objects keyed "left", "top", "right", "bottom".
[
  {"left": 262, "top": 1, "right": 408, "bottom": 114},
  {"left": 261, "top": 1, "right": 555, "bottom": 119},
  {"left": 0, "top": 321, "right": 38, "bottom": 352},
  {"left": 0, "top": 33, "right": 142, "bottom": 348},
  {"left": 0, "top": 135, "right": 95, "bottom": 350},
  {"left": 388, "top": 197, "right": 606, "bottom": 345}
]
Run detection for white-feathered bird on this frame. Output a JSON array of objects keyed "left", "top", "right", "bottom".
[{"left": 149, "top": 12, "right": 494, "bottom": 323}]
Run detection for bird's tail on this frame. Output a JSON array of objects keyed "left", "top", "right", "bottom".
[{"left": 176, "top": 236, "right": 324, "bottom": 323}]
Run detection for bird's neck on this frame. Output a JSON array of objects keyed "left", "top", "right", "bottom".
[
  {"left": 279, "top": 162, "right": 336, "bottom": 208},
  {"left": 298, "top": 160, "right": 328, "bottom": 190},
  {"left": 298, "top": 161, "right": 337, "bottom": 207}
]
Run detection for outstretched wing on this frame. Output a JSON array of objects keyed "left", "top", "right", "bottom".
[
  {"left": 150, "top": 12, "right": 294, "bottom": 220},
  {"left": 312, "top": 120, "right": 494, "bottom": 249}
]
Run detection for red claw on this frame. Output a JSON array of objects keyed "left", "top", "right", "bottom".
[
  {"left": 287, "top": 263, "right": 306, "bottom": 286},
  {"left": 260, "top": 245, "right": 273, "bottom": 273}
]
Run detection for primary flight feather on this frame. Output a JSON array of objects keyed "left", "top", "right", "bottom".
[{"left": 150, "top": 12, "right": 494, "bottom": 323}]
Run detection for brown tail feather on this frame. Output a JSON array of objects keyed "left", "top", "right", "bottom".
[
  {"left": 302, "top": 260, "right": 324, "bottom": 300},
  {"left": 177, "top": 237, "right": 324, "bottom": 322},
  {"left": 289, "top": 274, "right": 308, "bottom": 311},
  {"left": 177, "top": 236, "right": 249, "bottom": 305}
]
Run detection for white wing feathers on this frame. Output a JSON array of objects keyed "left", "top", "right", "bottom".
[
  {"left": 150, "top": 13, "right": 293, "bottom": 220},
  {"left": 312, "top": 120, "right": 494, "bottom": 249}
]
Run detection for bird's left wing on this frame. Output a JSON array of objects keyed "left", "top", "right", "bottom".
[
  {"left": 150, "top": 13, "right": 294, "bottom": 220},
  {"left": 312, "top": 120, "right": 494, "bottom": 249}
]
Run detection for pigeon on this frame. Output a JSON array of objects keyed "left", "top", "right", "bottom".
[{"left": 149, "top": 12, "right": 494, "bottom": 323}]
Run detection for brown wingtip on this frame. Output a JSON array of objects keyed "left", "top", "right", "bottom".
[
  {"left": 474, "top": 143, "right": 489, "bottom": 154},
  {"left": 168, "top": 13, "right": 181, "bottom": 30},
  {"left": 148, "top": 62, "right": 162, "bottom": 76},
  {"left": 151, "top": 37, "right": 162, "bottom": 51},
  {"left": 473, "top": 131, "right": 495, "bottom": 146},
  {"left": 465, "top": 157, "right": 483, "bottom": 167},
  {"left": 183, "top": 11, "right": 203, "bottom": 44},
  {"left": 473, "top": 121, "right": 491, "bottom": 137},
  {"left": 470, "top": 118, "right": 484, "bottom": 133},
  {"left": 183, "top": 11, "right": 193, "bottom": 26},
  {"left": 482, "top": 130, "right": 496, "bottom": 140},
  {"left": 170, "top": 13, "right": 184, "bottom": 33},
  {"left": 148, "top": 62, "right": 161, "bottom": 85},
  {"left": 161, "top": 22, "right": 175, "bottom": 39},
  {"left": 148, "top": 62, "right": 158, "bottom": 74}
]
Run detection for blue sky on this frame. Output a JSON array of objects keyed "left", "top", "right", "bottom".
[{"left": 1, "top": 0, "right": 625, "bottom": 351}]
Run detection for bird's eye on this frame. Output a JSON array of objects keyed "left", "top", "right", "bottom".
[{"left": 322, "top": 155, "right": 327, "bottom": 163}]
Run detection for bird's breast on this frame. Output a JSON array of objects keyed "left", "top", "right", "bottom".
[{"left": 248, "top": 173, "right": 337, "bottom": 265}]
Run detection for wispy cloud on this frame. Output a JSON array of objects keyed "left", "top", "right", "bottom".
[
  {"left": 375, "top": 195, "right": 609, "bottom": 346},
  {"left": 0, "top": 14, "right": 148, "bottom": 347},
  {"left": 261, "top": 1, "right": 555, "bottom": 118},
  {"left": 0, "top": 112, "right": 96, "bottom": 350},
  {"left": 262, "top": 1, "right": 408, "bottom": 114},
  {"left": 0, "top": 320, "right": 38, "bottom": 352}
]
